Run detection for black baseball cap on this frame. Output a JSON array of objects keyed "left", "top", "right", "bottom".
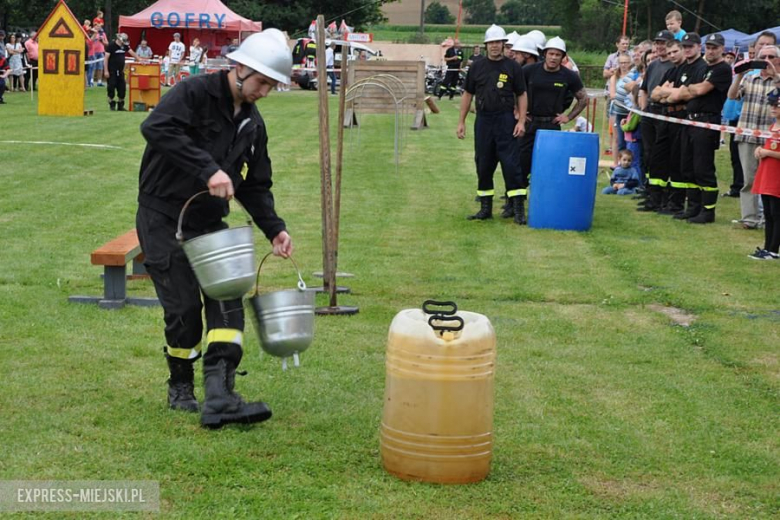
[
  {"left": 653, "top": 30, "right": 674, "bottom": 42},
  {"left": 704, "top": 33, "right": 725, "bottom": 47},
  {"left": 681, "top": 33, "right": 701, "bottom": 46}
]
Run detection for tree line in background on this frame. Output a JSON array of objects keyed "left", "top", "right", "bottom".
[
  {"left": 0, "top": 0, "right": 390, "bottom": 39},
  {"left": 1, "top": 0, "right": 778, "bottom": 50}
]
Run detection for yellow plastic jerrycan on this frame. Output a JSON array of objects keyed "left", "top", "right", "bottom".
[{"left": 380, "top": 300, "right": 497, "bottom": 484}]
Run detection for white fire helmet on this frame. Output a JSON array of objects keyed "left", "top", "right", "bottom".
[
  {"left": 227, "top": 29, "right": 293, "bottom": 84},
  {"left": 526, "top": 30, "right": 547, "bottom": 51},
  {"left": 484, "top": 24, "right": 508, "bottom": 43},
  {"left": 543, "top": 36, "right": 567, "bottom": 55},
  {"left": 506, "top": 31, "right": 520, "bottom": 47},
  {"left": 512, "top": 36, "right": 539, "bottom": 57}
]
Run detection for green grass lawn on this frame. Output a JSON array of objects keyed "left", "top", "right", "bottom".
[{"left": 0, "top": 86, "right": 778, "bottom": 519}]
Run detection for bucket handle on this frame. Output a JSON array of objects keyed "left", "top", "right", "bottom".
[
  {"left": 422, "top": 300, "right": 458, "bottom": 316},
  {"left": 254, "top": 252, "right": 307, "bottom": 295},
  {"left": 427, "top": 315, "right": 465, "bottom": 334},
  {"left": 175, "top": 190, "right": 252, "bottom": 243}
]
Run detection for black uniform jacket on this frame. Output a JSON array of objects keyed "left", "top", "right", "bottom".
[{"left": 138, "top": 70, "right": 286, "bottom": 241}]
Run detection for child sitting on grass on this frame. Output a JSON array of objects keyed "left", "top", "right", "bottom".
[
  {"left": 602, "top": 149, "right": 640, "bottom": 195},
  {"left": 748, "top": 89, "right": 780, "bottom": 260}
]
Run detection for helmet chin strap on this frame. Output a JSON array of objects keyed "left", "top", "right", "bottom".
[{"left": 235, "top": 66, "right": 257, "bottom": 94}]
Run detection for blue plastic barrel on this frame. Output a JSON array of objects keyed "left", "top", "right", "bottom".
[{"left": 528, "top": 130, "right": 600, "bottom": 231}]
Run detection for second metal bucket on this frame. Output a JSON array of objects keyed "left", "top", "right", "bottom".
[
  {"left": 176, "top": 191, "right": 256, "bottom": 301},
  {"left": 247, "top": 254, "right": 315, "bottom": 369}
]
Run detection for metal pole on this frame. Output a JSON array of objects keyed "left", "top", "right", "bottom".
[{"left": 331, "top": 52, "right": 348, "bottom": 307}]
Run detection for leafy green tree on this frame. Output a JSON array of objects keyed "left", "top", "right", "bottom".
[
  {"left": 463, "top": 0, "right": 496, "bottom": 25},
  {"left": 425, "top": 1, "right": 455, "bottom": 25}
]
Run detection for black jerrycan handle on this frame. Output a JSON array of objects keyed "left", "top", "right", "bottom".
[
  {"left": 427, "top": 315, "right": 465, "bottom": 334},
  {"left": 422, "top": 300, "right": 458, "bottom": 316}
]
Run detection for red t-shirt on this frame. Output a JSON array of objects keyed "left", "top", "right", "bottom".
[
  {"left": 753, "top": 123, "right": 780, "bottom": 199},
  {"left": 93, "top": 17, "right": 104, "bottom": 27}
]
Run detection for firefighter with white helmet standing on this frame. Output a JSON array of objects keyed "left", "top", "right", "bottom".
[
  {"left": 518, "top": 37, "right": 589, "bottom": 220},
  {"left": 136, "top": 29, "right": 294, "bottom": 429},
  {"left": 457, "top": 24, "right": 528, "bottom": 224},
  {"left": 511, "top": 36, "right": 539, "bottom": 66}
]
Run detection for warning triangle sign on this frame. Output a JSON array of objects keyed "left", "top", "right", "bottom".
[{"left": 49, "top": 18, "right": 74, "bottom": 38}]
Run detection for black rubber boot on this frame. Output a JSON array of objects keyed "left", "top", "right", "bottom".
[
  {"left": 108, "top": 100, "right": 116, "bottom": 111},
  {"left": 467, "top": 196, "right": 493, "bottom": 220},
  {"left": 117, "top": 100, "right": 126, "bottom": 111},
  {"left": 500, "top": 200, "right": 513, "bottom": 218},
  {"left": 688, "top": 190, "right": 717, "bottom": 224},
  {"left": 200, "top": 345, "right": 272, "bottom": 429},
  {"left": 636, "top": 186, "right": 662, "bottom": 211},
  {"left": 512, "top": 196, "right": 526, "bottom": 225},
  {"left": 166, "top": 354, "right": 199, "bottom": 412},
  {"left": 674, "top": 188, "right": 701, "bottom": 220}
]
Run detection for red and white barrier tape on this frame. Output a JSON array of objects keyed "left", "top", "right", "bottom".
[{"left": 616, "top": 101, "right": 779, "bottom": 139}]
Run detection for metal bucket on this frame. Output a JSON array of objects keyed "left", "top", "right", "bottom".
[
  {"left": 176, "top": 191, "right": 256, "bottom": 301},
  {"left": 247, "top": 253, "right": 315, "bottom": 369}
]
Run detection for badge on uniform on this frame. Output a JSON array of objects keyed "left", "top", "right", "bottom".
[
  {"left": 772, "top": 141, "right": 778, "bottom": 150},
  {"left": 497, "top": 81, "right": 504, "bottom": 88},
  {"left": 497, "top": 73, "right": 507, "bottom": 89}
]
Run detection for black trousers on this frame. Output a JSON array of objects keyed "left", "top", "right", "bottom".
[
  {"left": 136, "top": 206, "right": 245, "bottom": 357},
  {"left": 107, "top": 68, "right": 126, "bottom": 100},
  {"left": 518, "top": 119, "right": 561, "bottom": 189},
  {"left": 441, "top": 69, "right": 459, "bottom": 96},
  {"left": 727, "top": 119, "right": 744, "bottom": 194},
  {"left": 761, "top": 195, "right": 780, "bottom": 254},
  {"left": 644, "top": 115, "right": 669, "bottom": 187},
  {"left": 681, "top": 114, "right": 721, "bottom": 208},
  {"left": 473, "top": 110, "right": 526, "bottom": 196}
]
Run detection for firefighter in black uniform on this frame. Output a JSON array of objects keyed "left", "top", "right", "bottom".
[
  {"left": 662, "top": 33, "right": 731, "bottom": 223},
  {"left": 103, "top": 33, "right": 138, "bottom": 111},
  {"left": 440, "top": 39, "right": 464, "bottom": 100},
  {"left": 636, "top": 31, "right": 674, "bottom": 211},
  {"left": 518, "top": 37, "right": 589, "bottom": 221},
  {"left": 136, "top": 30, "right": 293, "bottom": 429},
  {"left": 457, "top": 24, "right": 527, "bottom": 224},
  {"left": 644, "top": 38, "right": 688, "bottom": 213}
]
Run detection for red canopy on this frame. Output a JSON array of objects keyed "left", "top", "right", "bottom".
[{"left": 119, "top": 0, "right": 261, "bottom": 58}]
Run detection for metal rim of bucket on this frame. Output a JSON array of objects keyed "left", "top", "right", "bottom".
[
  {"left": 175, "top": 190, "right": 252, "bottom": 243},
  {"left": 252, "top": 252, "right": 307, "bottom": 296}
]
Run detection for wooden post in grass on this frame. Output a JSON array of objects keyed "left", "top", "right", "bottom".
[
  {"left": 315, "top": 15, "right": 358, "bottom": 316},
  {"left": 316, "top": 15, "right": 335, "bottom": 304}
]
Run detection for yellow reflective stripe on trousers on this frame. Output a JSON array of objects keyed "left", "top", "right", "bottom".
[
  {"left": 703, "top": 203, "right": 717, "bottom": 209},
  {"left": 669, "top": 181, "right": 688, "bottom": 189},
  {"left": 207, "top": 328, "right": 244, "bottom": 346},
  {"left": 476, "top": 190, "right": 495, "bottom": 197},
  {"left": 507, "top": 189, "right": 526, "bottom": 197},
  {"left": 686, "top": 183, "right": 701, "bottom": 189},
  {"left": 648, "top": 178, "right": 667, "bottom": 187},
  {"left": 166, "top": 344, "right": 202, "bottom": 360},
  {"left": 701, "top": 186, "right": 719, "bottom": 192}
]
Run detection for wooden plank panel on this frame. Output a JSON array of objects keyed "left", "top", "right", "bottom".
[{"left": 91, "top": 230, "right": 143, "bottom": 266}]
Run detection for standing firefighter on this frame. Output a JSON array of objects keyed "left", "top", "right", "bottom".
[
  {"left": 440, "top": 39, "right": 463, "bottom": 100},
  {"left": 457, "top": 24, "right": 528, "bottom": 224},
  {"left": 136, "top": 30, "right": 294, "bottom": 429},
  {"left": 518, "top": 37, "right": 588, "bottom": 221},
  {"left": 104, "top": 33, "right": 138, "bottom": 111}
]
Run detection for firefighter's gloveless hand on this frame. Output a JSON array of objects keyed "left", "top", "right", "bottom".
[
  {"left": 513, "top": 120, "right": 525, "bottom": 138},
  {"left": 207, "top": 170, "right": 235, "bottom": 200},
  {"left": 456, "top": 122, "right": 466, "bottom": 139},
  {"left": 272, "top": 231, "right": 293, "bottom": 258}
]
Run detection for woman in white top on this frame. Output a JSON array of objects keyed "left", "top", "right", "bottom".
[
  {"left": 188, "top": 38, "right": 204, "bottom": 75},
  {"left": 5, "top": 33, "right": 24, "bottom": 91}
]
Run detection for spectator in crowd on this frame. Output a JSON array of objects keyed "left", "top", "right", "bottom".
[
  {"left": 325, "top": 40, "right": 336, "bottom": 95},
  {"left": 748, "top": 89, "right": 780, "bottom": 260},
  {"left": 136, "top": 39, "right": 153, "bottom": 59},
  {"left": 468, "top": 45, "right": 482, "bottom": 66},
  {"left": 0, "top": 31, "right": 6, "bottom": 60},
  {"left": 228, "top": 38, "right": 239, "bottom": 54},
  {"left": 86, "top": 30, "right": 98, "bottom": 87},
  {"left": 166, "top": 33, "right": 186, "bottom": 85},
  {"left": 23, "top": 31, "right": 37, "bottom": 91},
  {"left": 665, "top": 10, "right": 686, "bottom": 41},
  {"left": 83, "top": 19, "right": 92, "bottom": 33},
  {"left": 91, "top": 27, "right": 108, "bottom": 87},
  {"left": 728, "top": 38, "right": 780, "bottom": 229},
  {"left": 609, "top": 53, "right": 635, "bottom": 166},
  {"left": 0, "top": 54, "right": 10, "bottom": 104},
  {"left": 219, "top": 37, "right": 232, "bottom": 57},
  {"left": 189, "top": 38, "right": 205, "bottom": 76},
  {"left": 724, "top": 50, "right": 736, "bottom": 66},
  {"left": 5, "top": 33, "right": 25, "bottom": 92},
  {"left": 93, "top": 9, "right": 104, "bottom": 28},
  {"left": 604, "top": 35, "right": 632, "bottom": 80},
  {"left": 602, "top": 149, "right": 641, "bottom": 195}
]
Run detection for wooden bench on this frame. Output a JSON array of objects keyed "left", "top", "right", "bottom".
[{"left": 69, "top": 229, "right": 159, "bottom": 309}]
